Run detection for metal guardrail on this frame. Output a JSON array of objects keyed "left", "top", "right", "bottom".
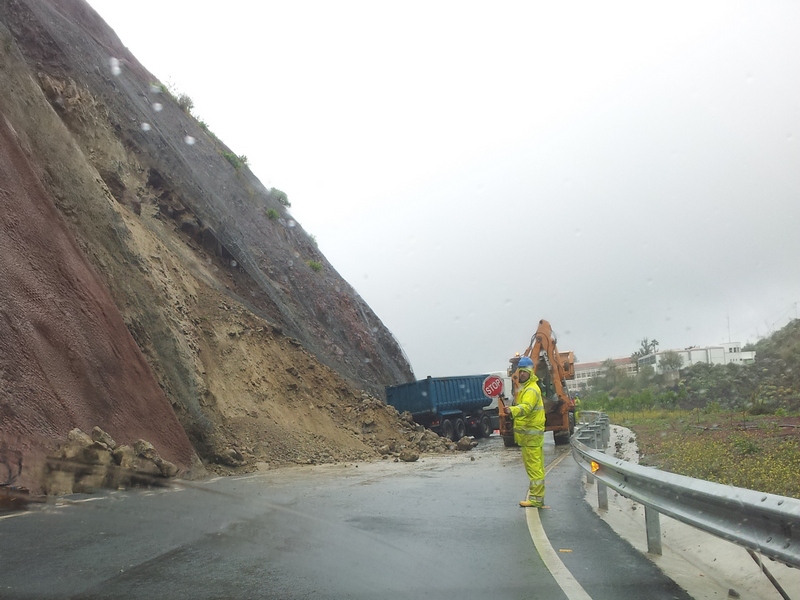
[{"left": 571, "top": 412, "right": 800, "bottom": 570}]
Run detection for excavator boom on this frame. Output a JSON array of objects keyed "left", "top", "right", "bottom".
[{"left": 499, "top": 319, "right": 576, "bottom": 446}]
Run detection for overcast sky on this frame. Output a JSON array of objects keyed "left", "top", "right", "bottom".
[{"left": 86, "top": 0, "right": 800, "bottom": 378}]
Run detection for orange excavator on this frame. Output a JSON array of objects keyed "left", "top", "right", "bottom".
[{"left": 498, "top": 319, "right": 576, "bottom": 446}]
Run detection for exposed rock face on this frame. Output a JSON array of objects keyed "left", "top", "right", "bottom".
[{"left": 0, "top": 1, "right": 426, "bottom": 493}]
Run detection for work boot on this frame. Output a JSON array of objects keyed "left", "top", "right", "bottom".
[{"left": 519, "top": 499, "right": 544, "bottom": 508}]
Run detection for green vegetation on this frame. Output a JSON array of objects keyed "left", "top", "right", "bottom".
[
  {"left": 307, "top": 260, "right": 323, "bottom": 272},
  {"left": 586, "top": 320, "right": 800, "bottom": 498},
  {"left": 581, "top": 319, "right": 800, "bottom": 416},
  {"left": 222, "top": 152, "right": 249, "bottom": 170},
  {"left": 176, "top": 92, "right": 194, "bottom": 113},
  {"left": 621, "top": 411, "right": 800, "bottom": 499},
  {"left": 271, "top": 188, "right": 290, "bottom": 207},
  {"left": 266, "top": 208, "right": 279, "bottom": 220},
  {"left": 630, "top": 337, "right": 659, "bottom": 365}
]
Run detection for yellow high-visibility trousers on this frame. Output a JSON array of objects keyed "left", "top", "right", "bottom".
[{"left": 521, "top": 445, "right": 545, "bottom": 504}]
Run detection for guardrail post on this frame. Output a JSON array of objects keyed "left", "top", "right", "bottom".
[
  {"left": 644, "top": 506, "right": 662, "bottom": 555},
  {"left": 597, "top": 481, "right": 608, "bottom": 510}
]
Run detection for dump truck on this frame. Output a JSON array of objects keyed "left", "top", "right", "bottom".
[
  {"left": 385, "top": 375, "right": 498, "bottom": 441},
  {"left": 499, "top": 319, "right": 576, "bottom": 446}
]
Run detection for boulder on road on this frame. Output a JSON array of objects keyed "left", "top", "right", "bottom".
[
  {"left": 456, "top": 437, "right": 478, "bottom": 451},
  {"left": 399, "top": 450, "right": 419, "bottom": 462}
]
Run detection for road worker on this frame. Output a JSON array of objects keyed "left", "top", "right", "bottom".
[{"left": 503, "top": 356, "right": 546, "bottom": 508}]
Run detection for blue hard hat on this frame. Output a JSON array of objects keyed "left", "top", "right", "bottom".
[{"left": 518, "top": 356, "right": 534, "bottom": 369}]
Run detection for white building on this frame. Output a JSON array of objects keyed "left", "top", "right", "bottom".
[
  {"left": 567, "top": 357, "right": 636, "bottom": 394},
  {"left": 637, "top": 341, "right": 755, "bottom": 374},
  {"left": 567, "top": 341, "right": 756, "bottom": 393}
]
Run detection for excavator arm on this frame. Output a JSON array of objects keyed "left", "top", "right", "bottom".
[{"left": 500, "top": 319, "right": 576, "bottom": 447}]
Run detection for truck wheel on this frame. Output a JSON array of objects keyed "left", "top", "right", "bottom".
[
  {"left": 478, "top": 415, "right": 492, "bottom": 438},
  {"left": 553, "top": 431, "right": 570, "bottom": 445},
  {"left": 502, "top": 434, "right": 517, "bottom": 447},
  {"left": 441, "top": 419, "right": 454, "bottom": 441},
  {"left": 454, "top": 418, "right": 466, "bottom": 440}
]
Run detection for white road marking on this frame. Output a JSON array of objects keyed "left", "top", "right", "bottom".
[
  {"left": 524, "top": 450, "right": 593, "bottom": 600},
  {"left": 0, "top": 512, "right": 30, "bottom": 521}
]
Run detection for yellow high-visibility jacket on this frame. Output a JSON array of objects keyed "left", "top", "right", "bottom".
[{"left": 509, "top": 370, "right": 545, "bottom": 447}]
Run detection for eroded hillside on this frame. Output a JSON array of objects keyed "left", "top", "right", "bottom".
[{"left": 0, "top": 0, "right": 442, "bottom": 493}]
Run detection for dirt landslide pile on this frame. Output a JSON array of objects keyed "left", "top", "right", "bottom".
[{"left": 0, "top": 0, "right": 460, "bottom": 495}]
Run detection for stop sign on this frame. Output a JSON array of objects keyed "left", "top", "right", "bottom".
[{"left": 482, "top": 375, "right": 504, "bottom": 398}]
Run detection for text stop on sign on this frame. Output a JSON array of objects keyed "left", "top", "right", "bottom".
[{"left": 482, "top": 375, "right": 504, "bottom": 398}]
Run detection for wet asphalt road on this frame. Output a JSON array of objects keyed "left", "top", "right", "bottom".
[{"left": 0, "top": 437, "right": 690, "bottom": 600}]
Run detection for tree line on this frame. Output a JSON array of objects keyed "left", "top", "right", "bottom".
[{"left": 578, "top": 319, "right": 800, "bottom": 416}]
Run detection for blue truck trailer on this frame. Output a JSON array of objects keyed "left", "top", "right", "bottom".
[{"left": 385, "top": 375, "right": 499, "bottom": 441}]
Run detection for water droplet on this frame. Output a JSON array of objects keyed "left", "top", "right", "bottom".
[
  {"left": 293, "top": 251, "right": 300, "bottom": 258},
  {"left": 371, "top": 327, "right": 379, "bottom": 333},
  {"left": 364, "top": 358, "right": 372, "bottom": 364},
  {"left": 334, "top": 286, "right": 341, "bottom": 293},
  {"left": 287, "top": 220, "right": 296, "bottom": 228},
  {"left": 421, "top": 392, "right": 428, "bottom": 397},
  {"left": 287, "top": 260, "right": 294, "bottom": 267},
  {"left": 109, "top": 57, "right": 121, "bottom": 76},
  {"left": 646, "top": 278, "right": 654, "bottom": 285},
  {"left": 140, "top": 122, "right": 151, "bottom": 132},
  {"left": 230, "top": 260, "right": 237, "bottom": 268},
  {"left": 150, "top": 83, "right": 162, "bottom": 94},
  {"left": 184, "top": 136, "right": 196, "bottom": 145},
  {"left": 152, "top": 102, "right": 163, "bottom": 112},
  {"left": 574, "top": 228, "right": 582, "bottom": 237}
]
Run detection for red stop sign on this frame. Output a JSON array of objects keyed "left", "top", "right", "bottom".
[{"left": 482, "top": 375, "right": 504, "bottom": 398}]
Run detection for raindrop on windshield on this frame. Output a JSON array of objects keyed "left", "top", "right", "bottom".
[
  {"left": 149, "top": 83, "right": 161, "bottom": 94},
  {"left": 364, "top": 358, "right": 372, "bottom": 364},
  {"left": 287, "top": 260, "right": 293, "bottom": 267},
  {"left": 140, "top": 123, "right": 151, "bottom": 132},
  {"left": 152, "top": 103, "right": 163, "bottom": 112},
  {"left": 184, "top": 136, "right": 196, "bottom": 145},
  {"left": 287, "top": 220, "right": 296, "bottom": 228},
  {"left": 109, "top": 57, "right": 121, "bottom": 76},
  {"left": 230, "top": 260, "right": 237, "bottom": 268}
]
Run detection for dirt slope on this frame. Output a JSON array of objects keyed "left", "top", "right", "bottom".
[{"left": 0, "top": 0, "right": 446, "bottom": 493}]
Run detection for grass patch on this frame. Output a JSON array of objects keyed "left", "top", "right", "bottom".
[
  {"left": 307, "top": 260, "right": 322, "bottom": 272},
  {"left": 622, "top": 411, "right": 800, "bottom": 499},
  {"left": 222, "top": 152, "right": 249, "bottom": 170}
]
